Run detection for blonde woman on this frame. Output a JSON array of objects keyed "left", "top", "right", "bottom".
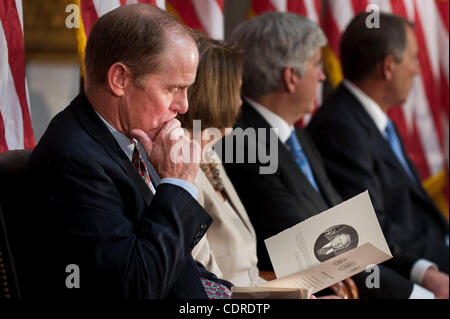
[{"left": 178, "top": 37, "right": 265, "bottom": 287}]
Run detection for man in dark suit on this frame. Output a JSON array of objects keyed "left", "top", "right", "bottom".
[
  {"left": 23, "top": 4, "right": 231, "bottom": 298},
  {"left": 222, "top": 11, "right": 442, "bottom": 298},
  {"left": 308, "top": 12, "right": 449, "bottom": 299}
]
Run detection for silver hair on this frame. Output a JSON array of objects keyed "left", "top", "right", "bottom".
[{"left": 230, "top": 11, "right": 327, "bottom": 99}]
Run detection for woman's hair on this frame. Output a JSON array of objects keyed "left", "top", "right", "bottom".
[{"left": 178, "top": 35, "right": 243, "bottom": 130}]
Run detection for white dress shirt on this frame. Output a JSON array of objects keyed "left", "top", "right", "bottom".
[{"left": 245, "top": 97, "right": 294, "bottom": 143}]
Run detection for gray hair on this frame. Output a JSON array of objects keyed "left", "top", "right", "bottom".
[{"left": 230, "top": 11, "right": 327, "bottom": 99}]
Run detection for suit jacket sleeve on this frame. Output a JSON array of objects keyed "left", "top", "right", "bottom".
[
  {"left": 31, "top": 152, "right": 211, "bottom": 298},
  {"left": 192, "top": 233, "right": 224, "bottom": 279}
]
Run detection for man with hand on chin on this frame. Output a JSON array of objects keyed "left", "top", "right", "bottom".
[{"left": 24, "top": 4, "right": 231, "bottom": 299}]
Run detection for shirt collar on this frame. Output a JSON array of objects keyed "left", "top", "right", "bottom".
[
  {"left": 94, "top": 110, "right": 135, "bottom": 161},
  {"left": 343, "top": 80, "right": 389, "bottom": 136},
  {"left": 245, "top": 97, "right": 294, "bottom": 143}
]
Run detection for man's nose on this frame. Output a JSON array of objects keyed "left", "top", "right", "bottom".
[
  {"left": 412, "top": 56, "right": 421, "bottom": 76},
  {"left": 414, "top": 63, "right": 421, "bottom": 76},
  {"left": 173, "top": 89, "right": 189, "bottom": 114},
  {"left": 318, "top": 68, "right": 327, "bottom": 82}
]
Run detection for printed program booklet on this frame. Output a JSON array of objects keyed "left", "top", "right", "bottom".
[{"left": 231, "top": 191, "right": 392, "bottom": 298}]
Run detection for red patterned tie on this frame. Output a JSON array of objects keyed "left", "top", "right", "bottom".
[
  {"left": 132, "top": 139, "right": 230, "bottom": 298},
  {"left": 132, "top": 139, "right": 152, "bottom": 190},
  {"left": 200, "top": 277, "right": 232, "bottom": 299}
]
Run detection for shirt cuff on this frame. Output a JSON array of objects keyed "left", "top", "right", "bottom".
[
  {"left": 160, "top": 178, "right": 198, "bottom": 200},
  {"left": 409, "top": 284, "right": 435, "bottom": 299},
  {"left": 410, "top": 259, "right": 438, "bottom": 285}
]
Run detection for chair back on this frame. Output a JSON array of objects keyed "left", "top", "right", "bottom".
[{"left": 0, "top": 150, "right": 32, "bottom": 299}]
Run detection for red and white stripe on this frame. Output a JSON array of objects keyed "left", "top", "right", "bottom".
[
  {"left": 435, "top": 0, "right": 449, "bottom": 168},
  {"left": 191, "top": 0, "right": 224, "bottom": 39},
  {"left": 251, "top": 0, "right": 322, "bottom": 24},
  {"left": 80, "top": 0, "right": 166, "bottom": 38},
  {"left": 323, "top": 0, "right": 449, "bottom": 182},
  {"left": 166, "top": 0, "right": 224, "bottom": 39},
  {"left": 80, "top": 0, "right": 224, "bottom": 41},
  {"left": 0, "top": 0, "right": 35, "bottom": 153}
]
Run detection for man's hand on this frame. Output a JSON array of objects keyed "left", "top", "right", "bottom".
[
  {"left": 421, "top": 267, "right": 449, "bottom": 299},
  {"left": 131, "top": 119, "right": 201, "bottom": 183}
]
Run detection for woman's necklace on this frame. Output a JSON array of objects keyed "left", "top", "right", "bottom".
[{"left": 200, "top": 149, "right": 225, "bottom": 192}]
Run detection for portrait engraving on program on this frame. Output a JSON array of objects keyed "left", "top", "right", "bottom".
[{"left": 314, "top": 224, "right": 359, "bottom": 262}]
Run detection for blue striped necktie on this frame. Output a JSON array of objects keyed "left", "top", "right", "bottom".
[
  {"left": 286, "top": 131, "right": 319, "bottom": 192},
  {"left": 385, "top": 120, "right": 416, "bottom": 183}
]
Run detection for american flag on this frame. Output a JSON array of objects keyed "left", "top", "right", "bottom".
[
  {"left": 250, "top": 0, "right": 322, "bottom": 23},
  {"left": 166, "top": 0, "right": 225, "bottom": 40},
  {"left": 75, "top": 0, "right": 224, "bottom": 78},
  {"left": 0, "top": 0, "right": 35, "bottom": 153}
]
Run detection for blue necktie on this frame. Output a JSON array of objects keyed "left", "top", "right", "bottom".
[
  {"left": 286, "top": 131, "right": 319, "bottom": 192},
  {"left": 385, "top": 120, "right": 416, "bottom": 183}
]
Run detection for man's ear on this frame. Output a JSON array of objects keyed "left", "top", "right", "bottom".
[
  {"left": 382, "top": 55, "right": 396, "bottom": 81},
  {"left": 107, "top": 63, "right": 132, "bottom": 96},
  {"left": 281, "top": 67, "right": 297, "bottom": 94}
]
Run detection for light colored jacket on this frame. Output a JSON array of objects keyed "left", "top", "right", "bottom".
[{"left": 192, "top": 152, "right": 265, "bottom": 286}]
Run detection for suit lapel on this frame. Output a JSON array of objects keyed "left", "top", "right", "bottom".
[
  {"left": 218, "top": 159, "right": 256, "bottom": 236},
  {"left": 391, "top": 125, "right": 424, "bottom": 190},
  {"left": 295, "top": 127, "right": 341, "bottom": 207},
  {"left": 340, "top": 85, "right": 431, "bottom": 202},
  {"left": 372, "top": 124, "right": 422, "bottom": 192},
  {"left": 240, "top": 102, "right": 328, "bottom": 214},
  {"left": 70, "top": 93, "right": 153, "bottom": 206},
  {"left": 278, "top": 137, "right": 328, "bottom": 211}
]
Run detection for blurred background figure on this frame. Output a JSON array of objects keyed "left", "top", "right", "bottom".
[
  {"left": 308, "top": 12, "right": 449, "bottom": 299},
  {"left": 222, "top": 11, "right": 436, "bottom": 299}
]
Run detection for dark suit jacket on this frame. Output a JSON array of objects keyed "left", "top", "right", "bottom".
[
  {"left": 221, "top": 101, "right": 342, "bottom": 270},
  {"left": 307, "top": 84, "right": 449, "bottom": 276},
  {"left": 221, "top": 101, "right": 414, "bottom": 298},
  {"left": 23, "top": 93, "right": 230, "bottom": 298}
]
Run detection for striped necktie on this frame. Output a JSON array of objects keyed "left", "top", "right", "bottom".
[
  {"left": 131, "top": 139, "right": 153, "bottom": 190},
  {"left": 286, "top": 131, "right": 320, "bottom": 192},
  {"left": 131, "top": 141, "right": 230, "bottom": 298},
  {"left": 385, "top": 120, "right": 416, "bottom": 183},
  {"left": 200, "top": 277, "right": 231, "bottom": 299}
]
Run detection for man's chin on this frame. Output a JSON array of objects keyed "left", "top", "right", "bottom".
[
  {"left": 145, "top": 117, "right": 178, "bottom": 140},
  {"left": 147, "top": 122, "right": 168, "bottom": 140},
  {"left": 146, "top": 127, "right": 161, "bottom": 141}
]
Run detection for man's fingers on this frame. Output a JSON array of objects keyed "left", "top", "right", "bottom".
[
  {"left": 131, "top": 128, "right": 153, "bottom": 154},
  {"left": 170, "top": 127, "right": 187, "bottom": 141},
  {"left": 190, "top": 139, "right": 201, "bottom": 164},
  {"left": 158, "top": 119, "right": 182, "bottom": 139}
]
